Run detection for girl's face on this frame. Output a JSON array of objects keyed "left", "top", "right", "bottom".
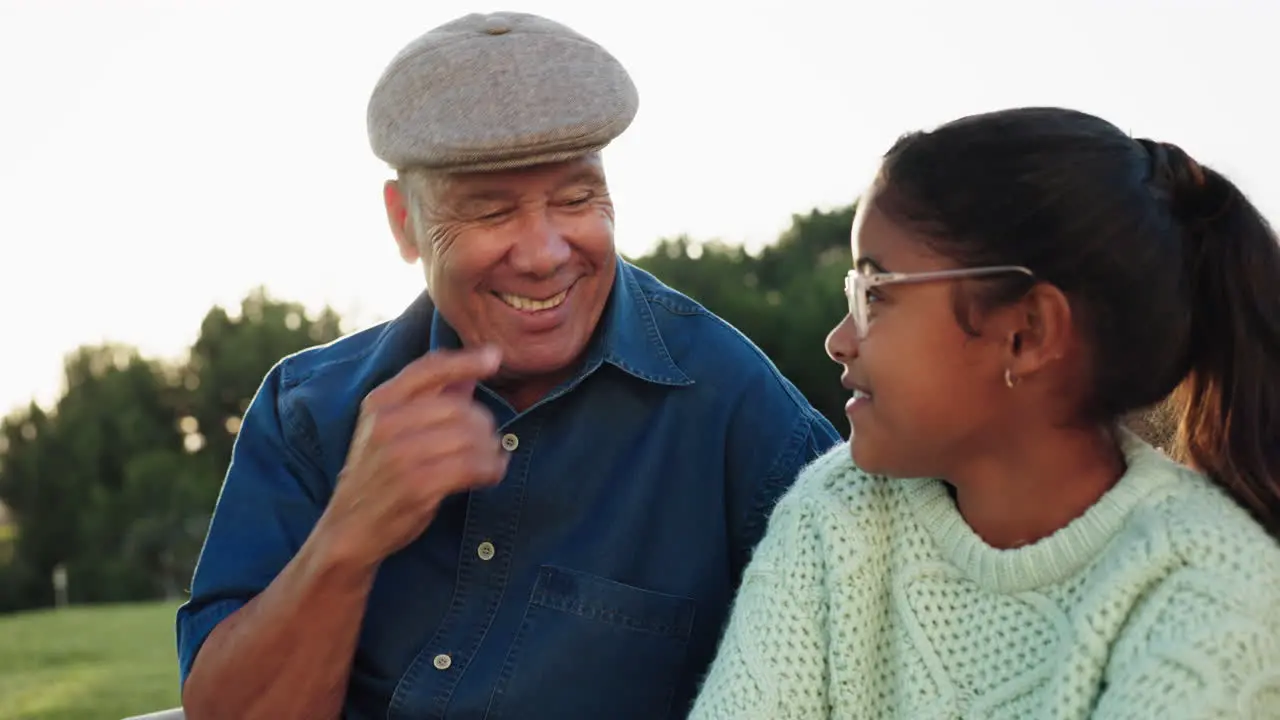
[{"left": 825, "top": 190, "right": 1030, "bottom": 479}]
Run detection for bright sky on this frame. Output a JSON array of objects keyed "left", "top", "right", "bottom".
[{"left": 1, "top": 0, "right": 1276, "bottom": 416}]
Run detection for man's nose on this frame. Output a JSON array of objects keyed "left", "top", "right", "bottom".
[{"left": 509, "top": 210, "right": 571, "bottom": 276}]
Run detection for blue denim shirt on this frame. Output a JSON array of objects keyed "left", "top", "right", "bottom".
[{"left": 176, "top": 259, "right": 840, "bottom": 719}]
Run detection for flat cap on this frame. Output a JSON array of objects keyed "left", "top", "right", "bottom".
[{"left": 367, "top": 11, "right": 639, "bottom": 173}]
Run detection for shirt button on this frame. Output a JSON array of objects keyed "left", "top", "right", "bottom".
[
  {"left": 433, "top": 653, "right": 452, "bottom": 671},
  {"left": 477, "top": 541, "right": 496, "bottom": 561},
  {"left": 501, "top": 433, "right": 519, "bottom": 452}
]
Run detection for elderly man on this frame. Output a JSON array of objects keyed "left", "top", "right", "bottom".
[{"left": 173, "top": 10, "right": 839, "bottom": 720}]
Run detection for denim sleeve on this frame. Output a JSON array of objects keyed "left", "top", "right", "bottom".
[
  {"left": 726, "top": 385, "right": 841, "bottom": 580},
  {"left": 175, "top": 361, "right": 329, "bottom": 688}
]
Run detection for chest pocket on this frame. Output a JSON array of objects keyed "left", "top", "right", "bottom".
[{"left": 485, "top": 565, "right": 698, "bottom": 720}]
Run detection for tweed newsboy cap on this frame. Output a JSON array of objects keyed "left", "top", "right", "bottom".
[{"left": 367, "top": 11, "right": 639, "bottom": 173}]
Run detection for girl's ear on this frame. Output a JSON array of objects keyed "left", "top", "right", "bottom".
[{"left": 1002, "top": 282, "right": 1073, "bottom": 383}]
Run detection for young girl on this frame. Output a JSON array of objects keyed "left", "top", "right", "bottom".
[{"left": 688, "top": 107, "right": 1280, "bottom": 719}]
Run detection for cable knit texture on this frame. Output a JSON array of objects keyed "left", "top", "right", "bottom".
[{"left": 688, "top": 430, "right": 1280, "bottom": 719}]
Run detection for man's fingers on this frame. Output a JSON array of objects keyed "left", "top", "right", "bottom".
[
  {"left": 365, "top": 346, "right": 501, "bottom": 409},
  {"left": 455, "top": 447, "right": 511, "bottom": 490},
  {"left": 441, "top": 379, "right": 478, "bottom": 397},
  {"left": 364, "top": 396, "right": 497, "bottom": 447},
  {"left": 490, "top": 444, "right": 511, "bottom": 480}
]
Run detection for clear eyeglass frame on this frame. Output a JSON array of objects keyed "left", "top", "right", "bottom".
[{"left": 844, "top": 265, "right": 1035, "bottom": 338}]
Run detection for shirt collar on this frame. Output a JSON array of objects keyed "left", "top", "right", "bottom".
[{"left": 426, "top": 258, "right": 693, "bottom": 388}]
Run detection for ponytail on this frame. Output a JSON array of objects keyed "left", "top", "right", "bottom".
[{"left": 1164, "top": 149, "right": 1280, "bottom": 539}]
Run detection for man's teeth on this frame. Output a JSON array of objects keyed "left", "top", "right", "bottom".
[
  {"left": 853, "top": 389, "right": 871, "bottom": 400},
  {"left": 498, "top": 288, "right": 569, "bottom": 312}
]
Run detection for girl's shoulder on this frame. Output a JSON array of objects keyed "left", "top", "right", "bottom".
[
  {"left": 783, "top": 441, "right": 901, "bottom": 512},
  {"left": 770, "top": 440, "right": 925, "bottom": 550},
  {"left": 1114, "top": 437, "right": 1280, "bottom": 615}
]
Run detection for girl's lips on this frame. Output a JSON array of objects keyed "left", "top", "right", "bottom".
[{"left": 846, "top": 388, "right": 872, "bottom": 414}]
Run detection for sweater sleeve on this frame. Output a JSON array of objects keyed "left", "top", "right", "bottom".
[
  {"left": 687, "top": 488, "right": 831, "bottom": 720},
  {"left": 1092, "top": 567, "right": 1280, "bottom": 719}
]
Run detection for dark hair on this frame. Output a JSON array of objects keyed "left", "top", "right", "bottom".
[{"left": 874, "top": 106, "right": 1280, "bottom": 539}]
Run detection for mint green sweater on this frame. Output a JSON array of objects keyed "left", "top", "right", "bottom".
[{"left": 689, "top": 431, "right": 1280, "bottom": 719}]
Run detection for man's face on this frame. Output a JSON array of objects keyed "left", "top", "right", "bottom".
[{"left": 386, "top": 156, "right": 618, "bottom": 390}]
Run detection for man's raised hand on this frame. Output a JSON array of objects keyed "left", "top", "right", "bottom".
[{"left": 320, "top": 346, "right": 508, "bottom": 566}]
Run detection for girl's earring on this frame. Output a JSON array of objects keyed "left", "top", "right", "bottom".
[{"left": 1004, "top": 368, "right": 1018, "bottom": 389}]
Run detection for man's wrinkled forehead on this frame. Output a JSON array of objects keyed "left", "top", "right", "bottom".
[{"left": 444, "top": 157, "right": 609, "bottom": 203}]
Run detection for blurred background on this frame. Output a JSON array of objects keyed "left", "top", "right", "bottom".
[{"left": 1, "top": 0, "right": 1275, "bottom": 717}]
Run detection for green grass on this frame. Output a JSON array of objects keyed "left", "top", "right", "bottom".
[{"left": 0, "top": 600, "right": 182, "bottom": 720}]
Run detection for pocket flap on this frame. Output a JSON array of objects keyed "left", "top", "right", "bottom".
[{"left": 530, "top": 565, "right": 696, "bottom": 639}]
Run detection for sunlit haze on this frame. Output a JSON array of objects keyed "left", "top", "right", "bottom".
[{"left": 2, "top": 0, "right": 1276, "bottom": 415}]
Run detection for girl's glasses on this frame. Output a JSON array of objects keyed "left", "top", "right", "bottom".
[{"left": 844, "top": 265, "right": 1035, "bottom": 338}]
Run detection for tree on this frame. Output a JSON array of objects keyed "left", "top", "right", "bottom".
[
  {"left": 0, "top": 288, "right": 344, "bottom": 613},
  {"left": 174, "top": 287, "right": 343, "bottom": 495},
  {"left": 632, "top": 206, "right": 855, "bottom": 430}
]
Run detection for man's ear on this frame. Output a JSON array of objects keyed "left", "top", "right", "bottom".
[
  {"left": 384, "top": 180, "right": 420, "bottom": 264},
  {"left": 1003, "top": 282, "right": 1073, "bottom": 383}
]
